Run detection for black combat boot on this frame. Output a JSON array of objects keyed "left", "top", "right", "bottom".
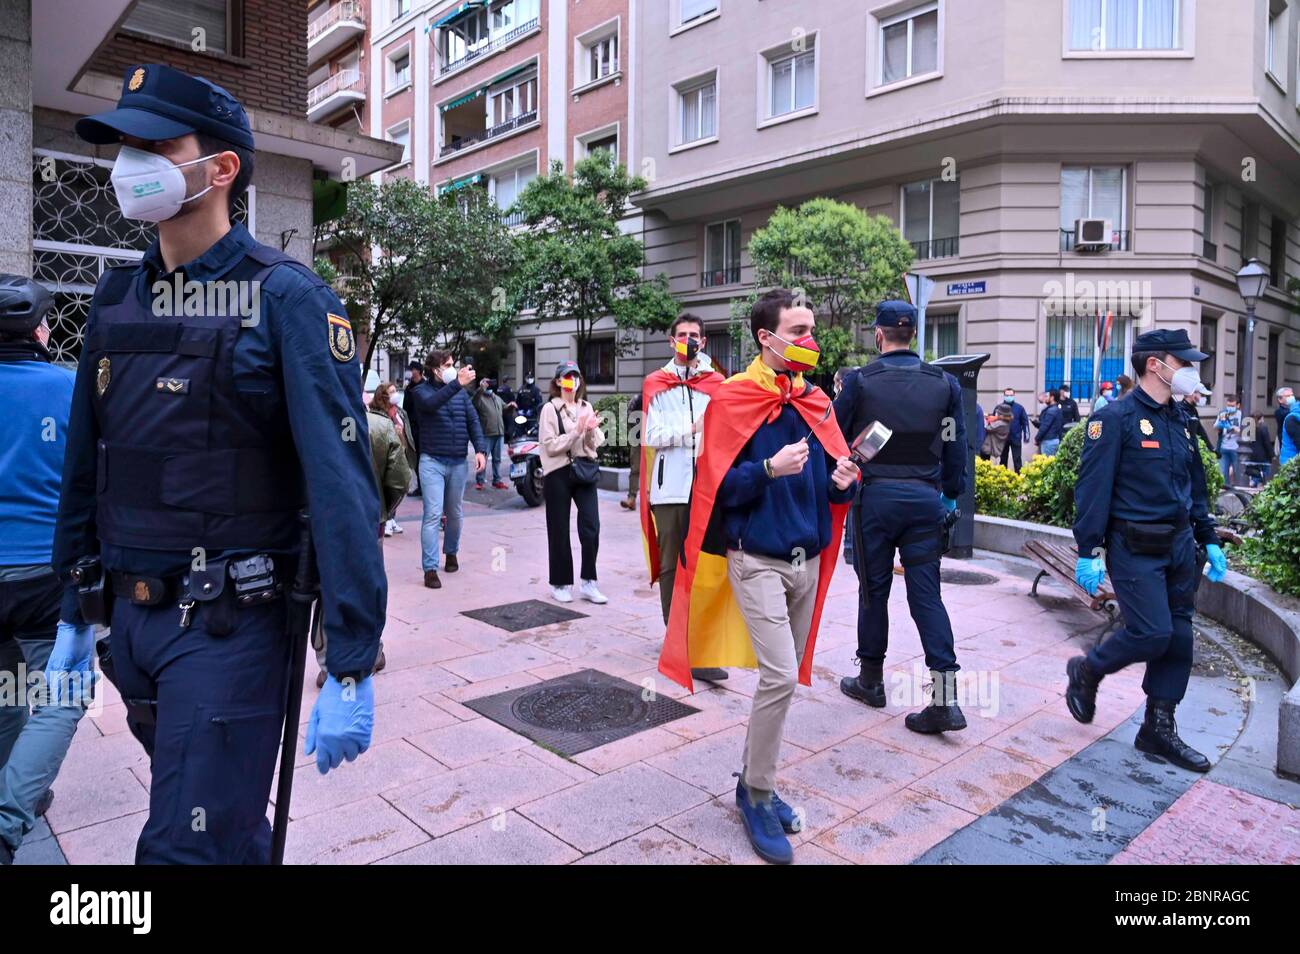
[
  {"left": 1134, "top": 699, "right": 1211, "bottom": 773},
  {"left": 904, "top": 670, "right": 967, "bottom": 734},
  {"left": 840, "top": 658, "right": 886, "bottom": 708},
  {"left": 1065, "top": 655, "right": 1102, "bottom": 724}
]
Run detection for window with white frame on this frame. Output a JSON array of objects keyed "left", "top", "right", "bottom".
[
  {"left": 924, "top": 313, "right": 959, "bottom": 359},
  {"left": 387, "top": 48, "right": 411, "bottom": 92},
  {"left": 901, "top": 176, "right": 960, "bottom": 259},
  {"left": 490, "top": 160, "right": 537, "bottom": 213},
  {"left": 386, "top": 122, "right": 410, "bottom": 163},
  {"left": 582, "top": 131, "right": 618, "bottom": 158},
  {"left": 586, "top": 32, "right": 619, "bottom": 83},
  {"left": 879, "top": 3, "right": 939, "bottom": 86},
  {"left": 1068, "top": 0, "right": 1180, "bottom": 51},
  {"left": 490, "top": 70, "right": 538, "bottom": 128},
  {"left": 677, "top": 74, "right": 717, "bottom": 145},
  {"left": 393, "top": 0, "right": 410, "bottom": 21},
  {"left": 767, "top": 38, "right": 816, "bottom": 118},
  {"left": 1060, "top": 165, "right": 1127, "bottom": 246},
  {"left": 703, "top": 219, "right": 741, "bottom": 286},
  {"left": 680, "top": 0, "right": 719, "bottom": 27},
  {"left": 1267, "top": 1, "right": 1286, "bottom": 79}
]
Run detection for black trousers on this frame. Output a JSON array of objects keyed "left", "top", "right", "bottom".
[
  {"left": 1000, "top": 440, "right": 1023, "bottom": 472},
  {"left": 543, "top": 464, "right": 599, "bottom": 586}
]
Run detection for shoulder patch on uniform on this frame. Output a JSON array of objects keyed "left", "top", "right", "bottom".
[
  {"left": 327, "top": 312, "right": 355, "bottom": 362},
  {"left": 1088, "top": 420, "right": 1102, "bottom": 440},
  {"left": 1139, "top": 418, "right": 1154, "bottom": 436}
]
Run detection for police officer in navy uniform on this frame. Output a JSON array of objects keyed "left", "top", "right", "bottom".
[
  {"left": 834, "top": 301, "right": 969, "bottom": 734},
  {"left": 51, "top": 64, "right": 385, "bottom": 863},
  {"left": 1066, "top": 328, "right": 1225, "bottom": 773}
]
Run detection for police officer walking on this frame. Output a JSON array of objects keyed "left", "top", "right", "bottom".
[
  {"left": 52, "top": 65, "right": 386, "bottom": 863},
  {"left": 834, "top": 301, "right": 968, "bottom": 733},
  {"left": 1066, "top": 329, "right": 1224, "bottom": 772}
]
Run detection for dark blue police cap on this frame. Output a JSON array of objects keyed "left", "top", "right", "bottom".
[
  {"left": 1133, "top": 328, "right": 1208, "bottom": 362},
  {"left": 874, "top": 300, "right": 917, "bottom": 328},
  {"left": 76, "top": 64, "right": 254, "bottom": 150}
]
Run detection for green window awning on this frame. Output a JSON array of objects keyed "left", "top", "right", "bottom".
[
  {"left": 431, "top": 1, "right": 484, "bottom": 29},
  {"left": 440, "top": 173, "right": 485, "bottom": 195},
  {"left": 440, "top": 86, "right": 486, "bottom": 111}
]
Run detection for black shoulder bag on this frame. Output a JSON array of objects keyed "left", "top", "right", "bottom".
[{"left": 553, "top": 400, "right": 601, "bottom": 486}]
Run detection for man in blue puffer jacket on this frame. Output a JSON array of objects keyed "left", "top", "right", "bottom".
[{"left": 410, "top": 351, "right": 486, "bottom": 589}]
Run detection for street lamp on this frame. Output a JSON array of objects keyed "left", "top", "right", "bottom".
[{"left": 1234, "top": 258, "right": 1269, "bottom": 416}]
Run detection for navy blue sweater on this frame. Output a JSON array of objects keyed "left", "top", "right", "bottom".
[
  {"left": 410, "top": 378, "right": 486, "bottom": 460},
  {"left": 1036, "top": 403, "right": 1064, "bottom": 443},
  {"left": 719, "top": 403, "right": 855, "bottom": 561}
]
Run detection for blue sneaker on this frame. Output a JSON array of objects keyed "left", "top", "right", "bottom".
[
  {"left": 735, "top": 774, "right": 800, "bottom": 834},
  {"left": 735, "top": 778, "right": 793, "bottom": 864}
]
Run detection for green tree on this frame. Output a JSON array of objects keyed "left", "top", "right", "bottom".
[
  {"left": 738, "top": 197, "right": 915, "bottom": 373},
  {"left": 319, "top": 178, "right": 516, "bottom": 375},
  {"left": 512, "top": 151, "right": 678, "bottom": 370}
]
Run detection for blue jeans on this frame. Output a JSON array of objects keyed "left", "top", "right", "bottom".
[
  {"left": 1218, "top": 449, "right": 1238, "bottom": 486},
  {"left": 477, "top": 435, "right": 504, "bottom": 485},
  {"left": 1041, "top": 438, "right": 1060, "bottom": 456},
  {"left": 420, "top": 454, "right": 466, "bottom": 571}
]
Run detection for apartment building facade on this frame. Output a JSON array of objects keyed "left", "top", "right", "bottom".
[
  {"left": 6, "top": 0, "right": 398, "bottom": 367},
  {"left": 345, "top": 0, "right": 633, "bottom": 390},
  {"left": 629, "top": 0, "right": 1300, "bottom": 420}
]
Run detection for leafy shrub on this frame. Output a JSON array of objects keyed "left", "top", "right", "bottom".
[
  {"left": 1238, "top": 457, "right": 1300, "bottom": 597},
  {"left": 974, "top": 457, "right": 1023, "bottom": 517}
]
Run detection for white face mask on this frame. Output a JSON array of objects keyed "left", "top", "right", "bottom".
[
  {"left": 1154, "top": 360, "right": 1202, "bottom": 398},
  {"left": 441, "top": 366, "right": 457, "bottom": 384},
  {"left": 111, "top": 145, "right": 218, "bottom": 223}
]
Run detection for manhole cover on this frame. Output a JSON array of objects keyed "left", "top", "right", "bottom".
[
  {"left": 464, "top": 669, "right": 699, "bottom": 756},
  {"left": 940, "top": 568, "right": 999, "bottom": 586},
  {"left": 461, "top": 599, "right": 587, "bottom": 632}
]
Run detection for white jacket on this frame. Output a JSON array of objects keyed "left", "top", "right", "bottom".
[{"left": 644, "top": 357, "right": 713, "bottom": 505}]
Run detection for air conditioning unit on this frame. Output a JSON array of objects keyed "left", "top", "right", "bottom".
[{"left": 1075, "top": 218, "right": 1113, "bottom": 250}]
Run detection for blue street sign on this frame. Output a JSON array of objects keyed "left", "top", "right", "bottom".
[{"left": 946, "top": 281, "right": 986, "bottom": 296}]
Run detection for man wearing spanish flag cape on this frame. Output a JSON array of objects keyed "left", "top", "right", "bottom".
[
  {"left": 639, "top": 313, "right": 726, "bottom": 684},
  {"left": 657, "top": 289, "right": 858, "bottom": 865}
]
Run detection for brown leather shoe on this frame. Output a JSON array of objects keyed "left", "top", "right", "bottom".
[
  {"left": 424, "top": 570, "right": 441, "bottom": 589},
  {"left": 371, "top": 649, "right": 387, "bottom": 676},
  {"left": 444, "top": 554, "right": 459, "bottom": 573},
  {"left": 315, "top": 669, "right": 327, "bottom": 690}
]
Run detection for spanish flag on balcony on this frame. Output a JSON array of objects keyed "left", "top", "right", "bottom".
[{"left": 657, "top": 356, "right": 850, "bottom": 692}]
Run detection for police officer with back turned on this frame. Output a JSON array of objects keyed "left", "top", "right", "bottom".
[
  {"left": 1066, "top": 328, "right": 1223, "bottom": 772},
  {"left": 834, "top": 300, "right": 968, "bottom": 734},
  {"left": 52, "top": 64, "right": 386, "bottom": 864}
]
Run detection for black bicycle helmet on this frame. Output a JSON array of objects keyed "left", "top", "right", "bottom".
[{"left": 0, "top": 274, "right": 54, "bottom": 335}]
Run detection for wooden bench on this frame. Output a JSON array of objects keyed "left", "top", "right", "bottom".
[{"left": 1022, "top": 539, "right": 1120, "bottom": 643}]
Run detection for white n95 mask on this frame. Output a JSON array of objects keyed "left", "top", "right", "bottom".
[{"left": 110, "top": 145, "right": 218, "bottom": 223}]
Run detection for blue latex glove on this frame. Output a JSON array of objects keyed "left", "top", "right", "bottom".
[
  {"left": 1075, "top": 556, "right": 1106, "bottom": 596},
  {"left": 1205, "top": 543, "right": 1228, "bottom": 582},
  {"left": 43, "top": 621, "right": 96, "bottom": 706},
  {"left": 305, "top": 674, "right": 374, "bottom": 775},
  {"left": 940, "top": 495, "right": 958, "bottom": 513}
]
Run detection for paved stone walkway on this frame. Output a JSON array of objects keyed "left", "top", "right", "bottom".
[{"left": 21, "top": 480, "right": 1300, "bottom": 864}]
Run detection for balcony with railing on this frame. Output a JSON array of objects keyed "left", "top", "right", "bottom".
[
  {"left": 910, "top": 236, "right": 959, "bottom": 260},
  {"left": 701, "top": 265, "right": 741, "bottom": 288},
  {"left": 440, "top": 109, "right": 538, "bottom": 158},
  {"left": 439, "top": 18, "right": 540, "bottom": 77},
  {"left": 307, "top": 68, "right": 366, "bottom": 122},
  {"left": 1060, "top": 228, "right": 1131, "bottom": 252},
  {"left": 307, "top": 1, "right": 366, "bottom": 66},
  {"left": 501, "top": 208, "right": 526, "bottom": 227}
]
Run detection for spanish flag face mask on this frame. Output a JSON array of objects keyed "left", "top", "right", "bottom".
[{"left": 764, "top": 330, "right": 820, "bottom": 373}]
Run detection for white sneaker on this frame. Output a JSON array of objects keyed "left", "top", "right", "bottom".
[
  {"left": 552, "top": 585, "right": 573, "bottom": 603},
  {"left": 389, "top": 519, "right": 404, "bottom": 534},
  {"left": 383, "top": 522, "right": 393, "bottom": 537},
  {"left": 579, "top": 580, "right": 607, "bottom": 604}
]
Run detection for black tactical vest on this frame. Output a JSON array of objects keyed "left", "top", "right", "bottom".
[
  {"left": 85, "top": 243, "right": 303, "bottom": 552},
  {"left": 852, "top": 357, "right": 952, "bottom": 482}
]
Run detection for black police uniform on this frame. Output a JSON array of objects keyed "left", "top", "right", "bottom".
[
  {"left": 1068, "top": 329, "right": 1217, "bottom": 770},
  {"left": 833, "top": 301, "right": 967, "bottom": 724},
  {"left": 51, "top": 65, "right": 386, "bottom": 864}
]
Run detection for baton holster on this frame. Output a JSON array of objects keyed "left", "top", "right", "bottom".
[{"left": 72, "top": 556, "right": 112, "bottom": 626}]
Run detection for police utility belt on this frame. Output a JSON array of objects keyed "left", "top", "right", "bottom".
[
  {"left": 75, "top": 554, "right": 289, "bottom": 634},
  {"left": 1108, "top": 513, "right": 1190, "bottom": 557}
]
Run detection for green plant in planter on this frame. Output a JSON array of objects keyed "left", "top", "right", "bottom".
[
  {"left": 1198, "top": 437, "right": 1224, "bottom": 501},
  {"left": 974, "top": 457, "right": 1023, "bottom": 518},
  {"left": 1238, "top": 457, "right": 1300, "bottom": 597}
]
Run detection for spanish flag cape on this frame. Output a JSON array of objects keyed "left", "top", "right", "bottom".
[
  {"left": 657, "top": 356, "right": 851, "bottom": 692},
  {"left": 639, "top": 363, "right": 724, "bottom": 584}
]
